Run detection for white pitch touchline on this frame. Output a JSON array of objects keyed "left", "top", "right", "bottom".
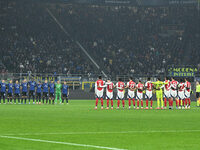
[
  {"left": 0, "top": 135, "right": 127, "bottom": 150},
  {"left": 2, "top": 129, "right": 200, "bottom": 136}
]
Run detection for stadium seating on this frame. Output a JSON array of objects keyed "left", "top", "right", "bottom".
[{"left": 0, "top": 1, "right": 199, "bottom": 77}]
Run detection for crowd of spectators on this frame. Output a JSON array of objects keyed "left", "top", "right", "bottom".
[
  {"left": 0, "top": 1, "right": 96, "bottom": 75},
  {"left": 53, "top": 4, "right": 199, "bottom": 76},
  {"left": 0, "top": 0, "right": 199, "bottom": 77}
]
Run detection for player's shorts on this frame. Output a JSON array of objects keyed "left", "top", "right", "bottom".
[
  {"left": 145, "top": 90, "right": 152, "bottom": 99},
  {"left": 49, "top": 93, "right": 54, "bottom": 98},
  {"left": 0, "top": 92, "right": 6, "bottom": 97},
  {"left": 117, "top": 91, "right": 124, "bottom": 100},
  {"left": 184, "top": 90, "right": 190, "bottom": 98},
  {"left": 178, "top": 91, "right": 185, "bottom": 100},
  {"left": 15, "top": 93, "right": 20, "bottom": 97},
  {"left": 156, "top": 90, "right": 163, "bottom": 99},
  {"left": 7, "top": 93, "right": 13, "bottom": 97},
  {"left": 22, "top": 92, "right": 27, "bottom": 97},
  {"left": 106, "top": 91, "right": 113, "bottom": 100},
  {"left": 37, "top": 93, "right": 41, "bottom": 98},
  {"left": 170, "top": 90, "right": 177, "bottom": 98},
  {"left": 196, "top": 92, "right": 200, "bottom": 98},
  {"left": 29, "top": 91, "right": 35, "bottom": 97},
  {"left": 136, "top": 92, "right": 143, "bottom": 100},
  {"left": 62, "top": 93, "right": 68, "bottom": 98},
  {"left": 164, "top": 90, "right": 171, "bottom": 98},
  {"left": 127, "top": 90, "right": 135, "bottom": 99},
  {"left": 43, "top": 92, "right": 48, "bottom": 97},
  {"left": 95, "top": 90, "right": 104, "bottom": 98}
]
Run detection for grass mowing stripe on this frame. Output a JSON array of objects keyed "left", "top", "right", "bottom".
[
  {"left": 0, "top": 135, "right": 127, "bottom": 150},
  {"left": 2, "top": 129, "right": 200, "bottom": 136}
]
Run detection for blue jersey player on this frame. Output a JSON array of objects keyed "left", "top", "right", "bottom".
[
  {"left": 28, "top": 79, "right": 36, "bottom": 104},
  {"left": 21, "top": 79, "right": 28, "bottom": 104},
  {"left": 7, "top": 80, "right": 13, "bottom": 104},
  {"left": 36, "top": 81, "right": 42, "bottom": 104},
  {"left": 42, "top": 80, "right": 49, "bottom": 104},
  {"left": 62, "top": 81, "right": 69, "bottom": 104},
  {"left": 49, "top": 80, "right": 55, "bottom": 104},
  {"left": 0, "top": 80, "right": 6, "bottom": 104},
  {"left": 14, "top": 80, "right": 20, "bottom": 104}
]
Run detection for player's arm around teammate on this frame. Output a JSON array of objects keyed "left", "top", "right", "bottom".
[
  {"left": 152, "top": 78, "right": 165, "bottom": 109},
  {"left": 95, "top": 76, "right": 105, "bottom": 110},
  {"left": 116, "top": 78, "right": 125, "bottom": 109},
  {"left": 145, "top": 78, "right": 153, "bottom": 109},
  {"left": 177, "top": 79, "right": 186, "bottom": 109},
  {"left": 105, "top": 79, "right": 114, "bottom": 110},
  {"left": 126, "top": 77, "right": 136, "bottom": 109},
  {"left": 184, "top": 78, "right": 191, "bottom": 109},
  {"left": 170, "top": 77, "right": 179, "bottom": 109},
  {"left": 163, "top": 77, "right": 171, "bottom": 109},
  {"left": 136, "top": 80, "right": 144, "bottom": 109}
]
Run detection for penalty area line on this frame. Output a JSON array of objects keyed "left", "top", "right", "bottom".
[{"left": 0, "top": 135, "right": 127, "bottom": 150}]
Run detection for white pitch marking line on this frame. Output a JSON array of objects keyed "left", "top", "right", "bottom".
[
  {"left": 2, "top": 129, "right": 200, "bottom": 136},
  {"left": 0, "top": 135, "right": 127, "bottom": 150}
]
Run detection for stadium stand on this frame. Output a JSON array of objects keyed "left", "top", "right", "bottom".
[
  {"left": 0, "top": 1, "right": 96, "bottom": 75},
  {"left": 0, "top": 0, "right": 199, "bottom": 78}
]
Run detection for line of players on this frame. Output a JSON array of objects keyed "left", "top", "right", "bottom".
[
  {"left": 95, "top": 76, "right": 191, "bottom": 110},
  {"left": 0, "top": 79, "right": 69, "bottom": 104}
]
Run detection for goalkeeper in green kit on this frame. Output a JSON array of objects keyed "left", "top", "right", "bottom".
[
  {"left": 152, "top": 78, "right": 168, "bottom": 109},
  {"left": 55, "top": 80, "right": 62, "bottom": 104}
]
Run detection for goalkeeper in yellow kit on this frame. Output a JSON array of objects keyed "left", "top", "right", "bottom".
[{"left": 152, "top": 78, "right": 168, "bottom": 109}]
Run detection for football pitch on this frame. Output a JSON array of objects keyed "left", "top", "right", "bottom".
[{"left": 0, "top": 100, "right": 200, "bottom": 150}]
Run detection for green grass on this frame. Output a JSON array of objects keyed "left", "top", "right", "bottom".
[{"left": 0, "top": 100, "right": 200, "bottom": 150}]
